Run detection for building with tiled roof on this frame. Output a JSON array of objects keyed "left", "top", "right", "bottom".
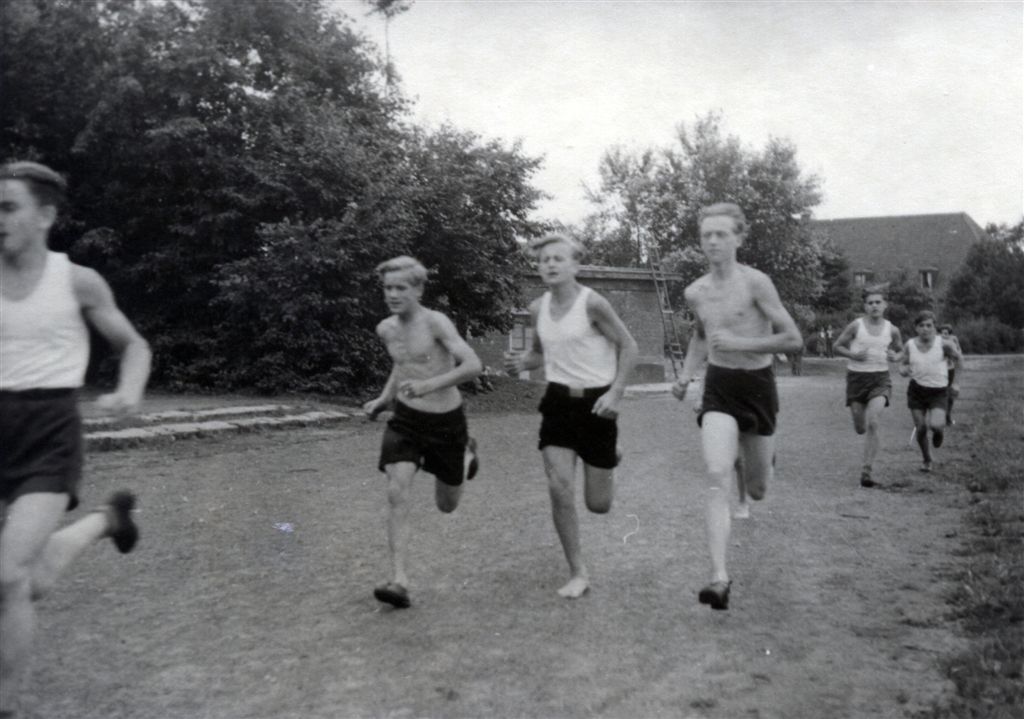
[{"left": 808, "top": 213, "right": 986, "bottom": 295}]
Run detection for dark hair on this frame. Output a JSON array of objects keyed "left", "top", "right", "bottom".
[
  {"left": 938, "top": 323, "right": 953, "bottom": 332},
  {"left": 914, "top": 310, "right": 936, "bottom": 327},
  {"left": 0, "top": 161, "right": 67, "bottom": 209},
  {"left": 698, "top": 202, "right": 747, "bottom": 235},
  {"left": 862, "top": 284, "right": 887, "bottom": 302}
]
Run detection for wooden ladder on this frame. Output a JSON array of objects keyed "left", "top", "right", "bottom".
[{"left": 648, "top": 244, "right": 685, "bottom": 378}]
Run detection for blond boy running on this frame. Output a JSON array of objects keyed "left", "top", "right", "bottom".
[
  {"left": 363, "top": 256, "right": 482, "bottom": 609},
  {"left": 504, "top": 234, "right": 638, "bottom": 599},
  {"left": 671, "top": 203, "right": 802, "bottom": 610}
]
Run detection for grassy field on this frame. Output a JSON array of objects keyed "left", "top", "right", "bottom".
[
  {"left": 11, "top": 356, "right": 1023, "bottom": 719},
  {"left": 920, "top": 356, "right": 1023, "bottom": 719}
]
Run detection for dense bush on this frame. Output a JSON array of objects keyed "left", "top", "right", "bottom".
[
  {"left": 950, "top": 317, "right": 1024, "bottom": 355},
  {"left": 2, "top": 0, "right": 542, "bottom": 394}
]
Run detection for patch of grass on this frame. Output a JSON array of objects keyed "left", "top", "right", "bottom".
[{"left": 922, "top": 372, "right": 1024, "bottom": 718}]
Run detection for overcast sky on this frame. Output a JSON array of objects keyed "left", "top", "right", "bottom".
[{"left": 331, "top": 0, "right": 1023, "bottom": 228}]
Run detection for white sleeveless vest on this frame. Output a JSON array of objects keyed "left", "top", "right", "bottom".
[
  {"left": 1, "top": 252, "right": 89, "bottom": 390},
  {"left": 536, "top": 286, "right": 617, "bottom": 388},
  {"left": 847, "top": 318, "right": 893, "bottom": 373},
  {"left": 908, "top": 338, "right": 948, "bottom": 388}
]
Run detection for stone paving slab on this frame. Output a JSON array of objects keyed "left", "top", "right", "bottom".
[
  {"left": 85, "top": 410, "right": 356, "bottom": 451},
  {"left": 83, "top": 405, "right": 295, "bottom": 427}
]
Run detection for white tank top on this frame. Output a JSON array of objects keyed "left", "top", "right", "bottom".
[
  {"left": 1, "top": 252, "right": 89, "bottom": 390},
  {"left": 537, "top": 286, "right": 617, "bottom": 388},
  {"left": 907, "top": 338, "right": 948, "bottom": 388},
  {"left": 847, "top": 318, "right": 893, "bottom": 373}
]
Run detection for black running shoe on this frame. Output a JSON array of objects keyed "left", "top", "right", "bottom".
[{"left": 107, "top": 491, "right": 139, "bottom": 554}]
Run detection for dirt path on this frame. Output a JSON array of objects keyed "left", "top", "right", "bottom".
[{"left": 21, "top": 368, "right": 975, "bottom": 718}]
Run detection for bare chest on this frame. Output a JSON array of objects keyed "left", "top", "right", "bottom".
[
  {"left": 694, "top": 281, "right": 762, "bottom": 331},
  {"left": 384, "top": 325, "right": 443, "bottom": 366}
]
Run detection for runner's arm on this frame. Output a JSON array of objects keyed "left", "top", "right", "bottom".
[
  {"left": 73, "top": 265, "right": 151, "bottom": 413},
  {"left": 830, "top": 320, "right": 860, "bottom": 360},
  {"left": 673, "top": 289, "right": 708, "bottom": 400},
  {"left": 505, "top": 300, "right": 544, "bottom": 375},
  {"left": 942, "top": 338, "right": 964, "bottom": 369},
  {"left": 897, "top": 340, "right": 912, "bottom": 376},
  {"left": 887, "top": 327, "right": 904, "bottom": 362},
  {"left": 588, "top": 292, "right": 639, "bottom": 396},
  {"left": 405, "top": 312, "right": 482, "bottom": 396},
  {"left": 713, "top": 272, "right": 802, "bottom": 354}
]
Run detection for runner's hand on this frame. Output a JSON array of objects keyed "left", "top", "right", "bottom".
[
  {"left": 592, "top": 390, "right": 621, "bottom": 419},
  {"left": 503, "top": 351, "right": 523, "bottom": 376},
  {"left": 363, "top": 397, "right": 388, "bottom": 420},
  {"left": 95, "top": 391, "right": 140, "bottom": 417},
  {"left": 671, "top": 379, "right": 688, "bottom": 401},
  {"left": 398, "top": 379, "right": 431, "bottom": 399},
  {"left": 708, "top": 329, "right": 742, "bottom": 352}
]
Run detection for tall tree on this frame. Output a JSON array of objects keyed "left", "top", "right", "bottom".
[
  {"left": 944, "top": 221, "right": 1024, "bottom": 328},
  {"left": 363, "top": 0, "right": 414, "bottom": 91},
  {"left": 2, "top": 0, "right": 543, "bottom": 393},
  {"left": 578, "top": 112, "right": 823, "bottom": 308},
  {"left": 815, "top": 239, "right": 854, "bottom": 314}
]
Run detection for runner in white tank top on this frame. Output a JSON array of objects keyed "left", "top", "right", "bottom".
[
  {"left": 833, "top": 288, "right": 903, "bottom": 488},
  {"left": 897, "top": 311, "right": 962, "bottom": 472},
  {"left": 0, "top": 161, "right": 151, "bottom": 716},
  {"left": 504, "top": 233, "right": 638, "bottom": 600},
  {"left": 536, "top": 286, "right": 617, "bottom": 388}
]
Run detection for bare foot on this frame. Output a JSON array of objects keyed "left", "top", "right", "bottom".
[{"left": 557, "top": 575, "right": 590, "bottom": 599}]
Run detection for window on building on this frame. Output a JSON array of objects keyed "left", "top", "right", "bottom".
[
  {"left": 920, "top": 269, "right": 936, "bottom": 290},
  {"left": 853, "top": 272, "right": 872, "bottom": 287}
]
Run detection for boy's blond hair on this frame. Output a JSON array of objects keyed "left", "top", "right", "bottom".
[
  {"left": 376, "top": 256, "right": 428, "bottom": 286},
  {"left": 529, "top": 233, "right": 585, "bottom": 261},
  {"left": 698, "top": 202, "right": 748, "bottom": 236}
]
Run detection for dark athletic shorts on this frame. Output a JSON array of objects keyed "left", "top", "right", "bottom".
[
  {"left": 697, "top": 364, "right": 779, "bottom": 437},
  {"left": 379, "top": 401, "right": 470, "bottom": 487},
  {"left": 537, "top": 383, "right": 618, "bottom": 469},
  {"left": 907, "top": 381, "right": 948, "bottom": 412},
  {"left": 0, "top": 388, "right": 82, "bottom": 511},
  {"left": 845, "top": 370, "right": 892, "bottom": 407}
]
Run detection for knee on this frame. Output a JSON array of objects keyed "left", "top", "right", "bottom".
[
  {"left": 546, "top": 475, "right": 574, "bottom": 505},
  {"left": 0, "top": 564, "right": 33, "bottom": 607},
  {"left": 854, "top": 423, "right": 866, "bottom": 435},
  {"left": 385, "top": 485, "right": 407, "bottom": 510},
  {"left": 865, "top": 417, "right": 880, "bottom": 434},
  {"left": 704, "top": 464, "right": 734, "bottom": 489}
]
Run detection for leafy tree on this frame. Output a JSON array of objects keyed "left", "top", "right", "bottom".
[
  {"left": 578, "top": 112, "right": 823, "bottom": 308},
  {"left": 2, "top": 0, "right": 544, "bottom": 393},
  {"left": 570, "top": 214, "right": 637, "bottom": 267},
  {"left": 814, "top": 239, "right": 854, "bottom": 315},
  {"left": 884, "top": 269, "right": 935, "bottom": 336},
  {"left": 945, "top": 222, "right": 1024, "bottom": 329}
]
